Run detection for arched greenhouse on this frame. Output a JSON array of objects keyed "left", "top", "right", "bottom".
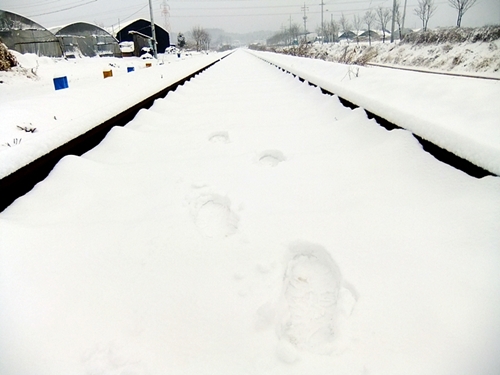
[
  {"left": 52, "top": 22, "right": 121, "bottom": 58},
  {"left": 0, "top": 10, "right": 63, "bottom": 57}
]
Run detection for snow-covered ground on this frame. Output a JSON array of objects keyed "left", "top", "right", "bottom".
[
  {"left": 0, "top": 51, "right": 228, "bottom": 178},
  {"left": 302, "top": 39, "right": 500, "bottom": 78},
  {"left": 1, "top": 50, "right": 500, "bottom": 375},
  {"left": 2, "top": 43, "right": 499, "bottom": 180},
  {"left": 249, "top": 49, "right": 500, "bottom": 176}
]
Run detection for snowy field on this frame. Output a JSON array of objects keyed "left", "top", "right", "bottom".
[{"left": 1, "top": 50, "right": 499, "bottom": 375}]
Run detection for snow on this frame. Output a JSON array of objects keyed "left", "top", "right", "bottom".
[
  {"left": 248, "top": 49, "right": 500, "bottom": 176},
  {"left": 0, "top": 51, "right": 228, "bottom": 178},
  {"left": 305, "top": 39, "right": 500, "bottom": 78},
  {"left": 1, "top": 50, "right": 500, "bottom": 375}
]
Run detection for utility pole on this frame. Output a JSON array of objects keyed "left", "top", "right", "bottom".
[
  {"left": 390, "top": 0, "right": 396, "bottom": 42},
  {"left": 401, "top": 0, "right": 408, "bottom": 38},
  {"left": 301, "top": 3, "right": 309, "bottom": 36},
  {"left": 331, "top": 13, "right": 334, "bottom": 43},
  {"left": 320, "top": 0, "right": 325, "bottom": 42},
  {"left": 148, "top": 0, "right": 158, "bottom": 58}
]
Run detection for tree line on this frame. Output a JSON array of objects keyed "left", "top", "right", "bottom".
[{"left": 267, "top": 0, "right": 479, "bottom": 46}]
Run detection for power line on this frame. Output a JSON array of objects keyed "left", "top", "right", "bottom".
[
  {"left": 6, "top": 0, "right": 65, "bottom": 11},
  {"left": 27, "top": 0, "right": 98, "bottom": 17}
]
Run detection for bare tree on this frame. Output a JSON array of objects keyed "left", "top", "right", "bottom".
[
  {"left": 352, "top": 14, "right": 363, "bottom": 45},
  {"left": 448, "top": 0, "right": 478, "bottom": 27},
  {"left": 339, "top": 13, "right": 352, "bottom": 42},
  {"left": 364, "top": 10, "right": 376, "bottom": 46},
  {"left": 376, "top": 6, "right": 392, "bottom": 43},
  {"left": 325, "top": 19, "right": 339, "bottom": 43},
  {"left": 201, "top": 30, "right": 211, "bottom": 50},
  {"left": 414, "top": 0, "right": 437, "bottom": 31},
  {"left": 191, "top": 26, "right": 211, "bottom": 51},
  {"left": 289, "top": 23, "right": 301, "bottom": 45}
]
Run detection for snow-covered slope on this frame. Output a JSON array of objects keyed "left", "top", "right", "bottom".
[{"left": 304, "top": 39, "right": 500, "bottom": 78}]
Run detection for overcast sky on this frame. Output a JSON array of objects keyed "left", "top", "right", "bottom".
[{"left": 3, "top": 0, "right": 499, "bottom": 35}]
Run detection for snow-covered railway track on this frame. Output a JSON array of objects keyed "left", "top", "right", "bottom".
[
  {"left": 1, "top": 49, "right": 499, "bottom": 375},
  {"left": 365, "top": 62, "right": 500, "bottom": 81},
  {"left": 275, "top": 69, "right": 491, "bottom": 179},
  {"left": 0, "top": 53, "right": 232, "bottom": 212},
  {"left": 248, "top": 50, "right": 499, "bottom": 180}
]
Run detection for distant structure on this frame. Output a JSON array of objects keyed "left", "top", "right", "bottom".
[
  {"left": 161, "top": 0, "right": 171, "bottom": 32},
  {"left": 0, "top": 10, "right": 63, "bottom": 57},
  {"left": 115, "top": 19, "right": 170, "bottom": 54},
  {"left": 52, "top": 22, "right": 121, "bottom": 58}
]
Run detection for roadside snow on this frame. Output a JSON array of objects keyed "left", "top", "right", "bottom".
[{"left": 1, "top": 49, "right": 499, "bottom": 375}]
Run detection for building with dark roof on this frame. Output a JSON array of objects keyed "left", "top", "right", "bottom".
[{"left": 115, "top": 19, "right": 170, "bottom": 54}]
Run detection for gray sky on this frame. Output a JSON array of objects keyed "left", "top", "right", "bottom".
[{"left": 3, "top": 0, "right": 499, "bottom": 35}]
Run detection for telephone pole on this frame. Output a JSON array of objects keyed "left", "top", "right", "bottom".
[
  {"left": 148, "top": 0, "right": 158, "bottom": 58},
  {"left": 301, "top": 3, "right": 309, "bottom": 35},
  {"left": 320, "top": 0, "right": 325, "bottom": 42},
  {"left": 390, "top": 0, "right": 396, "bottom": 42},
  {"left": 401, "top": 0, "right": 408, "bottom": 38}
]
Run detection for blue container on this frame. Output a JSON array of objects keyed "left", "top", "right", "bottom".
[
  {"left": 53, "top": 76, "right": 68, "bottom": 90},
  {"left": 127, "top": 67, "right": 135, "bottom": 73}
]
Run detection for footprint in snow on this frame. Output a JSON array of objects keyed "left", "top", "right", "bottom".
[
  {"left": 193, "top": 193, "right": 239, "bottom": 239},
  {"left": 273, "top": 241, "right": 357, "bottom": 360},
  {"left": 208, "top": 131, "right": 230, "bottom": 143},
  {"left": 82, "top": 341, "right": 148, "bottom": 375},
  {"left": 257, "top": 150, "right": 286, "bottom": 167}
]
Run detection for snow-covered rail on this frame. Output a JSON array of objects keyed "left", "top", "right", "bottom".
[
  {"left": 247, "top": 50, "right": 500, "bottom": 178},
  {"left": 1, "top": 49, "right": 499, "bottom": 375},
  {"left": 1, "top": 48, "right": 498, "bottom": 214},
  {"left": 365, "top": 62, "right": 500, "bottom": 81},
  {"left": 0, "top": 52, "right": 233, "bottom": 212}
]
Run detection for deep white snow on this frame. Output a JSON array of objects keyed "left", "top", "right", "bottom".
[
  {"left": 0, "top": 51, "right": 229, "bottom": 178},
  {"left": 1, "top": 50, "right": 499, "bottom": 375},
  {"left": 249, "top": 49, "right": 500, "bottom": 176}
]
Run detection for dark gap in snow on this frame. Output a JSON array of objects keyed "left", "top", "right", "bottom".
[
  {"left": 364, "top": 111, "right": 491, "bottom": 177},
  {"left": 365, "top": 111, "right": 401, "bottom": 131},
  {"left": 336, "top": 96, "right": 358, "bottom": 110},
  {"left": 316, "top": 80, "right": 492, "bottom": 178},
  {"left": 413, "top": 135, "right": 492, "bottom": 178},
  {"left": 0, "top": 53, "right": 234, "bottom": 213}
]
